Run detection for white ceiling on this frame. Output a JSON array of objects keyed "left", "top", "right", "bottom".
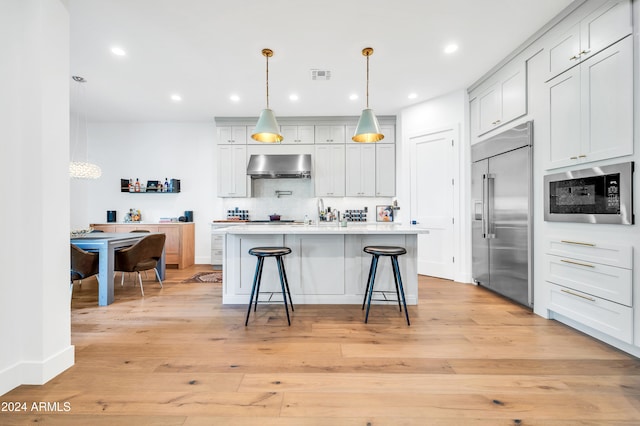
[{"left": 69, "top": 0, "right": 576, "bottom": 122}]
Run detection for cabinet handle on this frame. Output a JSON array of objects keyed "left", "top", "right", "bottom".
[
  {"left": 560, "top": 259, "right": 595, "bottom": 268},
  {"left": 578, "top": 154, "right": 587, "bottom": 158},
  {"left": 570, "top": 49, "right": 591, "bottom": 61},
  {"left": 561, "top": 288, "right": 596, "bottom": 302},
  {"left": 560, "top": 240, "right": 595, "bottom": 247},
  {"left": 570, "top": 156, "right": 578, "bottom": 160}
]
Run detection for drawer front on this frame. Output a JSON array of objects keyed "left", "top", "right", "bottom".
[
  {"left": 546, "top": 238, "right": 632, "bottom": 268},
  {"left": 211, "top": 250, "right": 223, "bottom": 264},
  {"left": 548, "top": 283, "right": 633, "bottom": 343},
  {"left": 545, "top": 254, "right": 632, "bottom": 306},
  {"left": 211, "top": 235, "right": 224, "bottom": 250}
]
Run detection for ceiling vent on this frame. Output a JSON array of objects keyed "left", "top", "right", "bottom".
[{"left": 311, "top": 69, "right": 331, "bottom": 81}]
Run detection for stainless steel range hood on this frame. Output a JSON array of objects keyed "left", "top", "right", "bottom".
[{"left": 246, "top": 154, "right": 312, "bottom": 179}]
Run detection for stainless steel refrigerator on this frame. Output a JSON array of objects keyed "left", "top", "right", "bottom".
[{"left": 471, "top": 121, "right": 533, "bottom": 308}]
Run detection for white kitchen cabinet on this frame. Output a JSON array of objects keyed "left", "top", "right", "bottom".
[
  {"left": 545, "top": 237, "right": 633, "bottom": 344},
  {"left": 468, "top": 97, "right": 480, "bottom": 144},
  {"left": 545, "top": 0, "right": 631, "bottom": 81},
  {"left": 315, "top": 125, "right": 345, "bottom": 143},
  {"left": 314, "top": 145, "right": 345, "bottom": 197},
  {"left": 375, "top": 143, "right": 395, "bottom": 197},
  {"left": 280, "top": 125, "right": 315, "bottom": 144},
  {"left": 548, "top": 283, "right": 633, "bottom": 344},
  {"left": 346, "top": 144, "right": 375, "bottom": 197},
  {"left": 378, "top": 124, "right": 395, "bottom": 144},
  {"left": 217, "top": 145, "right": 247, "bottom": 197},
  {"left": 546, "top": 36, "right": 633, "bottom": 169},
  {"left": 477, "top": 61, "right": 526, "bottom": 135},
  {"left": 217, "top": 126, "right": 247, "bottom": 144}
]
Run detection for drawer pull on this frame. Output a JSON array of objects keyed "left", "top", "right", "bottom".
[
  {"left": 560, "top": 240, "right": 595, "bottom": 247},
  {"left": 560, "top": 259, "right": 595, "bottom": 268},
  {"left": 561, "top": 288, "right": 596, "bottom": 302}
]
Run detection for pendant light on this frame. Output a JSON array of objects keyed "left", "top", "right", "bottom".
[
  {"left": 69, "top": 76, "right": 102, "bottom": 179},
  {"left": 352, "top": 47, "right": 384, "bottom": 143},
  {"left": 251, "top": 48, "right": 283, "bottom": 143}
]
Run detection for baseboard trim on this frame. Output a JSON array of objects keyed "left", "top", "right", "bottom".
[{"left": 0, "top": 345, "right": 74, "bottom": 396}]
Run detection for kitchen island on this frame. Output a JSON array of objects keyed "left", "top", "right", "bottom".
[{"left": 212, "top": 223, "right": 427, "bottom": 304}]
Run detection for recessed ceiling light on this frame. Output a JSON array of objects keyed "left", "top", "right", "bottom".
[
  {"left": 349, "top": 94, "right": 359, "bottom": 101},
  {"left": 444, "top": 44, "right": 459, "bottom": 54},
  {"left": 289, "top": 94, "right": 299, "bottom": 101},
  {"left": 170, "top": 94, "right": 182, "bottom": 102},
  {"left": 230, "top": 94, "right": 240, "bottom": 102},
  {"left": 111, "top": 46, "right": 126, "bottom": 56},
  {"left": 408, "top": 93, "right": 418, "bottom": 100}
]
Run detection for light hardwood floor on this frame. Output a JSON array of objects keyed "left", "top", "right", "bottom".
[{"left": 2, "top": 264, "right": 640, "bottom": 425}]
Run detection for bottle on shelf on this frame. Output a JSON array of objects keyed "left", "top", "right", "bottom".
[
  {"left": 134, "top": 178, "right": 141, "bottom": 192},
  {"left": 128, "top": 179, "right": 133, "bottom": 192},
  {"left": 164, "top": 178, "right": 169, "bottom": 192}
]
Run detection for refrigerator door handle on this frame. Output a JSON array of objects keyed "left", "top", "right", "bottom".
[
  {"left": 486, "top": 173, "right": 496, "bottom": 239},
  {"left": 482, "top": 174, "right": 488, "bottom": 238}
]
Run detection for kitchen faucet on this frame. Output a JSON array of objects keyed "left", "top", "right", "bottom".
[{"left": 317, "top": 198, "right": 324, "bottom": 221}]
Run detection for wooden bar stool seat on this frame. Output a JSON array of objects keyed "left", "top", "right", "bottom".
[
  {"left": 362, "top": 245, "right": 410, "bottom": 326},
  {"left": 245, "top": 247, "right": 294, "bottom": 326}
]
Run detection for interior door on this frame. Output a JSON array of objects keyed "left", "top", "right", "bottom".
[{"left": 410, "top": 129, "right": 455, "bottom": 279}]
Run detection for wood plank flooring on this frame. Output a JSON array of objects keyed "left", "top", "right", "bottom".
[{"left": 2, "top": 264, "right": 640, "bottom": 425}]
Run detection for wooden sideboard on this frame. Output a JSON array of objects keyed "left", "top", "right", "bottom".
[{"left": 90, "top": 222, "right": 195, "bottom": 269}]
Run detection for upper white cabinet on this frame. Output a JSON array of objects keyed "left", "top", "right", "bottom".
[
  {"left": 217, "top": 126, "right": 247, "bottom": 144},
  {"left": 476, "top": 61, "right": 527, "bottom": 136},
  {"left": 315, "top": 125, "right": 346, "bottom": 144},
  {"left": 546, "top": 35, "right": 633, "bottom": 169},
  {"left": 346, "top": 144, "right": 376, "bottom": 196},
  {"left": 217, "top": 145, "right": 247, "bottom": 197},
  {"left": 379, "top": 124, "right": 395, "bottom": 144},
  {"left": 545, "top": 0, "right": 632, "bottom": 81},
  {"left": 280, "top": 125, "right": 315, "bottom": 144},
  {"left": 375, "top": 143, "right": 396, "bottom": 197},
  {"left": 314, "top": 145, "right": 345, "bottom": 197}
]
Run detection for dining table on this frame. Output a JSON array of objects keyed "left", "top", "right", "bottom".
[{"left": 70, "top": 232, "right": 166, "bottom": 306}]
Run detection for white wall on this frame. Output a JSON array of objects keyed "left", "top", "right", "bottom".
[
  {"left": 0, "top": 0, "right": 74, "bottom": 396},
  {"left": 81, "top": 122, "right": 217, "bottom": 264},
  {"left": 397, "top": 90, "right": 471, "bottom": 283}
]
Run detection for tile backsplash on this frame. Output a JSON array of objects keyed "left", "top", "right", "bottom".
[{"left": 219, "top": 179, "right": 395, "bottom": 222}]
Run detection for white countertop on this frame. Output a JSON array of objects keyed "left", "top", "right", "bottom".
[{"left": 211, "top": 223, "right": 427, "bottom": 235}]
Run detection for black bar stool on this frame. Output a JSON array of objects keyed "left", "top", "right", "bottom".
[
  {"left": 245, "top": 247, "right": 294, "bottom": 326},
  {"left": 362, "top": 246, "right": 410, "bottom": 326}
]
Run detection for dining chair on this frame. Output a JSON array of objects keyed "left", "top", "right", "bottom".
[
  {"left": 70, "top": 243, "right": 99, "bottom": 297},
  {"left": 114, "top": 233, "right": 166, "bottom": 296}
]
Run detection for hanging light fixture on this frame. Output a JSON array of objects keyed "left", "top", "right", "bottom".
[
  {"left": 352, "top": 47, "right": 384, "bottom": 143},
  {"left": 69, "top": 76, "right": 102, "bottom": 179},
  {"left": 251, "top": 48, "right": 283, "bottom": 143}
]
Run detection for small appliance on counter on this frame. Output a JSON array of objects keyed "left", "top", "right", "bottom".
[
  {"left": 107, "top": 210, "right": 117, "bottom": 223},
  {"left": 184, "top": 210, "right": 193, "bottom": 222}
]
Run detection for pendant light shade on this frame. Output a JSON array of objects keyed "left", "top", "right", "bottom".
[
  {"left": 70, "top": 76, "right": 102, "bottom": 179},
  {"left": 353, "top": 47, "right": 384, "bottom": 143},
  {"left": 251, "top": 49, "right": 283, "bottom": 143},
  {"left": 253, "top": 108, "right": 283, "bottom": 143}
]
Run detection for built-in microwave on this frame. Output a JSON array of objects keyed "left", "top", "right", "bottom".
[{"left": 544, "top": 162, "right": 634, "bottom": 224}]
